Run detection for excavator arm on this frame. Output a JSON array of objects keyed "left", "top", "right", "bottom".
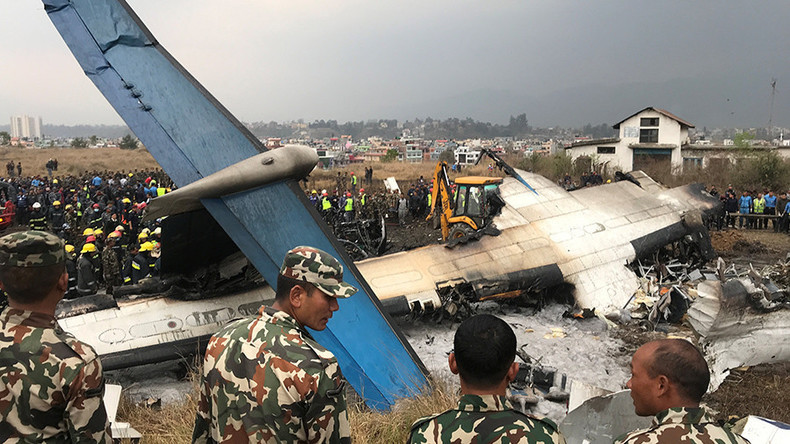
[{"left": 426, "top": 161, "right": 454, "bottom": 240}]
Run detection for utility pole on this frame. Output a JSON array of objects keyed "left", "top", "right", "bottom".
[{"left": 769, "top": 78, "right": 777, "bottom": 142}]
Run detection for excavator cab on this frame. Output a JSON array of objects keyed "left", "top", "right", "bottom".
[{"left": 446, "top": 177, "right": 504, "bottom": 244}]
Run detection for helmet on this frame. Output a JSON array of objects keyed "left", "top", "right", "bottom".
[
  {"left": 94, "top": 228, "right": 103, "bottom": 236},
  {"left": 128, "top": 173, "right": 134, "bottom": 177},
  {"left": 32, "top": 202, "right": 41, "bottom": 209},
  {"left": 138, "top": 232, "right": 148, "bottom": 240},
  {"left": 311, "top": 189, "right": 317, "bottom": 194},
  {"left": 359, "top": 188, "right": 364, "bottom": 193},
  {"left": 83, "top": 228, "right": 94, "bottom": 236},
  {"left": 139, "top": 241, "right": 153, "bottom": 252},
  {"left": 53, "top": 201, "right": 61, "bottom": 206},
  {"left": 346, "top": 192, "right": 351, "bottom": 197},
  {"left": 92, "top": 203, "right": 100, "bottom": 209},
  {"left": 65, "top": 244, "right": 75, "bottom": 254},
  {"left": 141, "top": 228, "right": 151, "bottom": 235},
  {"left": 53, "top": 179, "right": 59, "bottom": 184},
  {"left": 150, "top": 180, "right": 156, "bottom": 185},
  {"left": 85, "top": 235, "right": 96, "bottom": 243},
  {"left": 115, "top": 225, "right": 125, "bottom": 232},
  {"left": 65, "top": 204, "right": 73, "bottom": 210},
  {"left": 108, "top": 230, "right": 122, "bottom": 238},
  {"left": 122, "top": 198, "right": 131, "bottom": 204},
  {"left": 80, "top": 243, "right": 97, "bottom": 254},
  {"left": 153, "top": 227, "right": 162, "bottom": 235}
]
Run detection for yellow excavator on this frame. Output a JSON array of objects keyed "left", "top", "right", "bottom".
[
  {"left": 426, "top": 160, "right": 506, "bottom": 247},
  {"left": 427, "top": 148, "right": 537, "bottom": 247}
]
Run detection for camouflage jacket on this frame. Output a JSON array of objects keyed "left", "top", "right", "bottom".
[
  {"left": 408, "top": 394, "right": 565, "bottom": 444},
  {"left": 614, "top": 407, "right": 750, "bottom": 444},
  {"left": 100, "top": 247, "right": 120, "bottom": 284},
  {"left": 0, "top": 307, "right": 111, "bottom": 443},
  {"left": 192, "top": 306, "right": 350, "bottom": 444}
]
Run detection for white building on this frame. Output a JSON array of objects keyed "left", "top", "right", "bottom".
[
  {"left": 455, "top": 146, "right": 480, "bottom": 165},
  {"left": 10, "top": 115, "right": 43, "bottom": 140},
  {"left": 565, "top": 107, "right": 694, "bottom": 175}
]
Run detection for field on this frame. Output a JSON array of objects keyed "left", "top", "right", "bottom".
[{"left": 0, "top": 147, "right": 158, "bottom": 177}]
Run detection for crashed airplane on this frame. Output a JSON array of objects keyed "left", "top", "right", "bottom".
[{"left": 360, "top": 170, "right": 720, "bottom": 316}]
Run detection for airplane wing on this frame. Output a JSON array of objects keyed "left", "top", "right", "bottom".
[{"left": 42, "top": 0, "right": 427, "bottom": 410}]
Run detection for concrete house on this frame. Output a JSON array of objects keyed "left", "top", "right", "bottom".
[{"left": 565, "top": 107, "right": 694, "bottom": 175}]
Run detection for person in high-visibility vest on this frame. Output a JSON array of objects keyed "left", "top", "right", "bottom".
[
  {"left": 344, "top": 192, "right": 354, "bottom": 222},
  {"left": 350, "top": 172, "right": 358, "bottom": 194},
  {"left": 320, "top": 190, "right": 332, "bottom": 221},
  {"left": 358, "top": 189, "right": 367, "bottom": 218}
]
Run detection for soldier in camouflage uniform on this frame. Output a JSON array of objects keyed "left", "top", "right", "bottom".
[
  {"left": 0, "top": 231, "right": 111, "bottom": 443},
  {"left": 409, "top": 314, "right": 565, "bottom": 444},
  {"left": 193, "top": 246, "right": 357, "bottom": 443},
  {"left": 101, "top": 235, "right": 122, "bottom": 295},
  {"left": 615, "top": 339, "right": 749, "bottom": 444}
]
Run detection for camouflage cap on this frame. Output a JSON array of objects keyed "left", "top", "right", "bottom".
[
  {"left": 279, "top": 246, "right": 357, "bottom": 298},
  {"left": 0, "top": 230, "right": 65, "bottom": 267}
]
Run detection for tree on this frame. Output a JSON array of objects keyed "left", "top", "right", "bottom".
[
  {"left": 119, "top": 134, "right": 138, "bottom": 150},
  {"left": 734, "top": 131, "right": 755, "bottom": 149},
  {"left": 71, "top": 137, "right": 88, "bottom": 148},
  {"left": 438, "top": 149, "right": 455, "bottom": 164},
  {"left": 0, "top": 131, "right": 9, "bottom": 145},
  {"left": 89, "top": 135, "right": 98, "bottom": 146},
  {"left": 381, "top": 149, "right": 399, "bottom": 163}
]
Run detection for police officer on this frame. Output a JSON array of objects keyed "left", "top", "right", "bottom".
[
  {"left": 0, "top": 231, "right": 111, "bottom": 442},
  {"left": 408, "top": 314, "right": 564, "bottom": 443},
  {"left": 193, "top": 246, "right": 356, "bottom": 443},
  {"left": 616, "top": 339, "right": 749, "bottom": 444}
]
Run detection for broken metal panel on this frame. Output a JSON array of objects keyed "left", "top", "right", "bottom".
[
  {"left": 688, "top": 279, "right": 790, "bottom": 390},
  {"left": 733, "top": 416, "right": 790, "bottom": 444},
  {"left": 559, "top": 390, "right": 652, "bottom": 444}
]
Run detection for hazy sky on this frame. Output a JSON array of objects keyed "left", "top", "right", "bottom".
[{"left": 2, "top": 1, "right": 789, "bottom": 127}]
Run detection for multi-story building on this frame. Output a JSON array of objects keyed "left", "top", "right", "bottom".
[
  {"left": 565, "top": 107, "right": 693, "bottom": 175},
  {"left": 10, "top": 115, "right": 43, "bottom": 140}
]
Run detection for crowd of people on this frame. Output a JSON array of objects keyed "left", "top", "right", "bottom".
[
  {"left": 307, "top": 171, "right": 437, "bottom": 228},
  {"left": 709, "top": 185, "right": 790, "bottom": 231},
  {"left": 0, "top": 166, "right": 174, "bottom": 297}
]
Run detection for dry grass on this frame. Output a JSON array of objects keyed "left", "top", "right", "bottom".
[
  {"left": 0, "top": 147, "right": 159, "bottom": 177},
  {"left": 115, "top": 373, "right": 457, "bottom": 444}
]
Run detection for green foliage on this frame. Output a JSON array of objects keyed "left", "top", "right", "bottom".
[
  {"left": 735, "top": 151, "right": 790, "bottom": 192},
  {"left": 89, "top": 135, "right": 98, "bottom": 146},
  {"left": 381, "top": 149, "right": 399, "bottom": 163},
  {"left": 0, "top": 131, "right": 10, "bottom": 145},
  {"left": 70, "top": 137, "right": 88, "bottom": 148},
  {"left": 734, "top": 131, "right": 755, "bottom": 149},
  {"left": 119, "top": 134, "right": 138, "bottom": 150},
  {"left": 438, "top": 149, "right": 455, "bottom": 164}
]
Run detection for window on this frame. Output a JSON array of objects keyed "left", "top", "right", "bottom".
[
  {"left": 640, "top": 117, "right": 659, "bottom": 127},
  {"left": 597, "top": 146, "right": 615, "bottom": 154},
  {"left": 683, "top": 157, "right": 702, "bottom": 169},
  {"left": 639, "top": 129, "right": 659, "bottom": 143}
]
